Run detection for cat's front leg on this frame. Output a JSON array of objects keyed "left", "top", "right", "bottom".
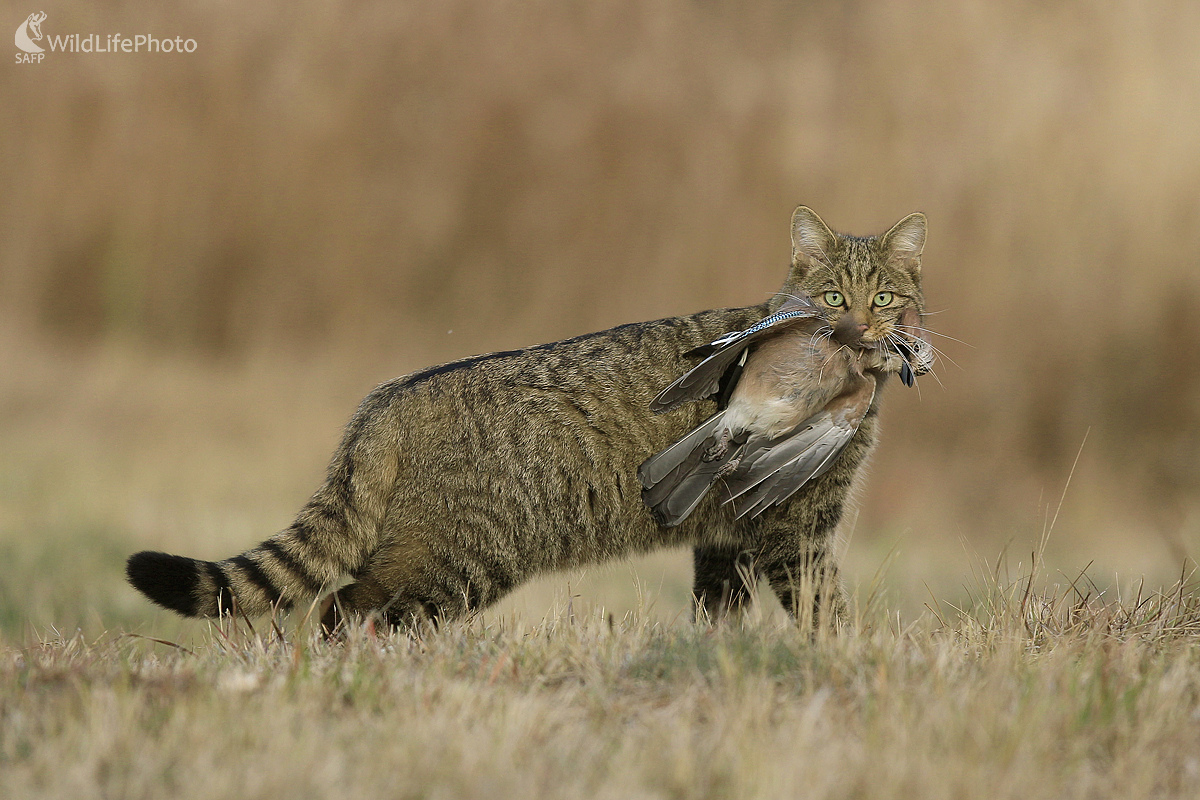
[
  {"left": 757, "top": 545, "right": 848, "bottom": 632},
  {"left": 750, "top": 501, "right": 850, "bottom": 631}
]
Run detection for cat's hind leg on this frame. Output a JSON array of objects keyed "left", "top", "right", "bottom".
[
  {"left": 320, "top": 525, "right": 522, "bottom": 636},
  {"left": 691, "top": 544, "right": 760, "bottom": 622}
]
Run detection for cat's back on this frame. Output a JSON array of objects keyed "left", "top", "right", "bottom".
[{"left": 381, "top": 305, "right": 766, "bottom": 438}]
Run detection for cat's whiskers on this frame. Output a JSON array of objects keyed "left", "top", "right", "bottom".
[
  {"left": 807, "top": 330, "right": 838, "bottom": 382},
  {"left": 880, "top": 333, "right": 906, "bottom": 370},
  {"left": 883, "top": 333, "right": 926, "bottom": 398},
  {"left": 897, "top": 338, "right": 958, "bottom": 373},
  {"left": 770, "top": 291, "right": 815, "bottom": 306},
  {"left": 894, "top": 323, "right": 972, "bottom": 348},
  {"left": 884, "top": 331, "right": 943, "bottom": 390},
  {"left": 892, "top": 324, "right": 963, "bottom": 371},
  {"left": 811, "top": 327, "right": 835, "bottom": 349},
  {"left": 811, "top": 255, "right": 840, "bottom": 275},
  {"left": 814, "top": 330, "right": 851, "bottom": 377}
]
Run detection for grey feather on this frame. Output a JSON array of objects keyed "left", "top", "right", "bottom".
[
  {"left": 639, "top": 412, "right": 744, "bottom": 527},
  {"left": 725, "top": 414, "right": 854, "bottom": 519},
  {"left": 639, "top": 412, "right": 725, "bottom": 491}
]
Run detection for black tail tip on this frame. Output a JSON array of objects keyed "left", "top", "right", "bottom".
[{"left": 126, "top": 551, "right": 203, "bottom": 617}]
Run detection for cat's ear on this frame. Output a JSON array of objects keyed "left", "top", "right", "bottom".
[
  {"left": 790, "top": 206, "right": 837, "bottom": 274},
  {"left": 881, "top": 212, "right": 927, "bottom": 275}
]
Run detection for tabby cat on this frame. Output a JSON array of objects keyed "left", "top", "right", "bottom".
[{"left": 126, "top": 206, "right": 929, "bottom": 629}]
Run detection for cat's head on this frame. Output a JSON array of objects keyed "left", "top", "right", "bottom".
[{"left": 777, "top": 206, "right": 931, "bottom": 377}]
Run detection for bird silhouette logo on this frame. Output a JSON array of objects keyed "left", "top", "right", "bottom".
[{"left": 15, "top": 11, "right": 47, "bottom": 54}]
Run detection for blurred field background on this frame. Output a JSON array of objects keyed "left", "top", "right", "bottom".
[{"left": 3, "top": 0, "right": 1200, "bottom": 640}]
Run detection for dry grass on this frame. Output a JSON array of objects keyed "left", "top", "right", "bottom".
[{"left": 5, "top": 566, "right": 1200, "bottom": 800}]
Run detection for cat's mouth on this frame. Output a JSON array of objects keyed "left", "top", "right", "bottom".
[{"left": 829, "top": 316, "right": 932, "bottom": 379}]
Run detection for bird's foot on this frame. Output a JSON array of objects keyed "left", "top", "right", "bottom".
[
  {"left": 715, "top": 457, "right": 741, "bottom": 479},
  {"left": 702, "top": 430, "right": 733, "bottom": 462}
]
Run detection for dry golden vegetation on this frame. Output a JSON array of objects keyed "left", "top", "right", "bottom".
[
  {"left": 5, "top": 568, "right": 1200, "bottom": 800},
  {"left": 4, "top": 0, "right": 1200, "bottom": 796}
]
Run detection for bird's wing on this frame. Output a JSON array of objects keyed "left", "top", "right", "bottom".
[
  {"left": 649, "top": 295, "right": 828, "bottom": 413},
  {"left": 719, "top": 373, "right": 877, "bottom": 519},
  {"left": 638, "top": 412, "right": 725, "bottom": 492},
  {"left": 638, "top": 412, "right": 744, "bottom": 528}
]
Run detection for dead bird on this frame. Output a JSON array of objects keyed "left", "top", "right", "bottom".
[{"left": 639, "top": 294, "right": 927, "bottom": 526}]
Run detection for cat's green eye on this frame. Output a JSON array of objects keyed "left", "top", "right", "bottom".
[
  {"left": 823, "top": 291, "right": 845, "bottom": 307},
  {"left": 873, "top": 291, "right": 894, "bottom": 308}
]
